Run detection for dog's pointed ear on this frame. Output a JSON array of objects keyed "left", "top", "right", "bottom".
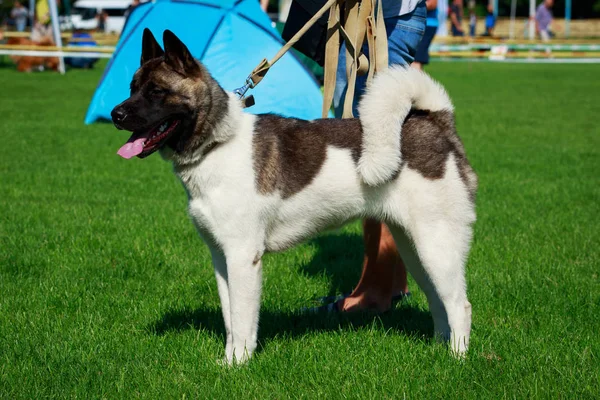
[
  {"left": 141, "top": 28, "right": 164, "bottom": 65},
  {"left": 163, "top": 30, "right": 201, "bottom": 76}
]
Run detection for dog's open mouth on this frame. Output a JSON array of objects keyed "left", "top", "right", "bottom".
[{"left": 117, "top": 118, "right": 180, "bottom": 159}]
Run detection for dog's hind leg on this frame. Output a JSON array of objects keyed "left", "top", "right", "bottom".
[
  {"left": 222, "top": 245, "right": 263, "bottom": 364},
  {"left": 208, "top": 246, "right": 233, "bottom": 363},
  {"left": 388, "top": 223, "right": 472, "bottom": 355}
]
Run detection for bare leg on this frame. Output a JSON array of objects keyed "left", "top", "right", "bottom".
[{"left": 338, "top": 219, "right": 409, "bottom": 313}]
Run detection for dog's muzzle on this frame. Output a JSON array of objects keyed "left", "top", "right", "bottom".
[{"left": 111, "top": 107, "right": 127, "bottom": 130}]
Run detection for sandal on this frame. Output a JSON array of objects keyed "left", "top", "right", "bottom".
[{"left": 304, "top": 291, "right": 411, "bottom": 314}]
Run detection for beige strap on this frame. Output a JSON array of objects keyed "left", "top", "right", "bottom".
[
  {"left": 244, "top": 0, "right": 388, "bottom": 118},
  {"left": 341, "top": 0, "right": 358, "bottom": 118},
  {"left": 366, "top": 11, "right": 376, "bottom": 85},
  {"left": 365, "top": 0, "right": 388, "bottom": 85},
  {"left": 321, "top": 0, "right": 342, "bottom": 118},
  {"left": 248, "top": 58, "right": 271, "bottom": 86},
  {"left": 249, "top": 0, "right": 338, "bottom": 87},
  {"left": 336, "top": 25, "right": 368, "bottom": 76},
  {"left": 341, "top": 0, "right": 371, "bottom": 118}
]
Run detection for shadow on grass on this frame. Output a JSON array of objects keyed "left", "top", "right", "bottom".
[
  {"left": 148, "top": 233, "right": 434, "bottom": 344},
  {"left": 148, "top": 304, "right": 433, "bottom": 346},
  {"left": 299, "top": 233, "right": 366, "bottom": 297}
]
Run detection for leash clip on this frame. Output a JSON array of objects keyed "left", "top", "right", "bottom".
[
  {"left": 234, "top": 77, "right": 254, "bottom": 97},
  {"left": 233, "top": 77, "right": 256, "bottom": 109}
]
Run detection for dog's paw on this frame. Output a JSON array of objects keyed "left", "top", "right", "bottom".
[
  {"left": 216, "top": 357, "right": 233, "bottom": 367},
  {"left": 217, "top": 348, "right": 252, "bottom": 367},
  {"left": 216, "top": 355, "right": 250, "bottom": 367}
]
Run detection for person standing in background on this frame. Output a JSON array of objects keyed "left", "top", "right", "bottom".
[
  {"left": 11, "top": 1, "right": 30, "bottom": 32},
  {"left": 468, "top": 0, "right": 476, "bottom": 37},
  {"left": 96, "top": 9, "right": 108, "bottom": 33},
  {"left": 413, "top": 0, "right": 438, "bottom": 70},
  {"left": 449, "top": 0, "right": 464, "bottom": 37},
  {"left": 484, "top": 1, "right": 496, "bottom": 36},
  {"left": 535, "top": 0, "right": 553, "bottom": 41},
  {"left": 65, "top": 29, "right": 99, "bottom": 69}
]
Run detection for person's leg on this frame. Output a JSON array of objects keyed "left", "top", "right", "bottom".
[
  {"left": 412, "top": 25, "right": 436, "bottom": 71},
  {"left": 336, "top": 2, "right": 426, "bottom": 312},
  {"left": 339, "top": 220, "right": 408, "bottom": 312},
  {"left": 540, "top": 29, "right": 550, "bottom": 42}
]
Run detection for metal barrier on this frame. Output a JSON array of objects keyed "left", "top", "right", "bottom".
[{"left": 1, "top": 32, "right": 599, "bottom": 65}]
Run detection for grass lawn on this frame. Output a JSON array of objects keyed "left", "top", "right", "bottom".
[{"left": 0, "top": 60, "right": 598, "bottom": 398}]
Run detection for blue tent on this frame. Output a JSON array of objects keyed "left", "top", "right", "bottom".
[{"left": 85, "top": 0, "right": 325, "bottom": 124}]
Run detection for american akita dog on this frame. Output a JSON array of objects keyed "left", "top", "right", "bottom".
[{"left": 112, "top": 29, "right": 477, "bottom": 364}]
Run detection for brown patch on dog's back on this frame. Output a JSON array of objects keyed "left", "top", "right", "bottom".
[
  {"left": 401, "top": 110, "right": 454, "bottom": 179},
  {"left": 402, "top": 110, "right": 477, "bottom": 200},
  {"left": 253, "top": 115, "right": 362, "bottom": 198},
  {"left": 253, "top": 111, "right": 477, "bottom": 201}
]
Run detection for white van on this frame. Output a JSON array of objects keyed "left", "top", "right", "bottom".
[{"left": 66, "top": 0, "right": 132, "bottom": 34}]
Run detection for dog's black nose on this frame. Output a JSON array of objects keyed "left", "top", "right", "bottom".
[{"left": 111, "top": 108, "right": 127, "bottom": 124}]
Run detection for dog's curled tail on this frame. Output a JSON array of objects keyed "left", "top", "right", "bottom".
[{"left": 356, "top": 66, "right": 454, "bottom": 186}]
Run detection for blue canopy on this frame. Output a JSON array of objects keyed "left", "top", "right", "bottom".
[{"left": 85, "top": 0, "right": 325, "bottom": 124}]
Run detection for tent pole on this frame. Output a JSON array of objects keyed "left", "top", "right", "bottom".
[
  {"left": 47, "top": 0, "right": 65, "bottom": 73},
  {"left": 565, "top": 0, "right": 571, "bottom": 38},
  {"left": 509, "top": 0, "right": 516, "bottom": 39},
  {"left": 29, "top": 0, "right": 36, "bottom": 33},
  {"left": 529, "top": 0, "right": 535, "bottom": 40}
]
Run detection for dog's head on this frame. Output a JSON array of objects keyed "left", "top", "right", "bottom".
[{"left": 112, "top": 29, "right": 223, "bottom": 159}]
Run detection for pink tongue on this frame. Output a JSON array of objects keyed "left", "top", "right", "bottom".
[{"left": 117, "top": 138, "right": 145, "bottom": 159}]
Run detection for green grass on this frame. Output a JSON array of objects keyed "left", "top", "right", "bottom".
[{"left": 0, "top": 61, "right": 599, "bottom": 399}]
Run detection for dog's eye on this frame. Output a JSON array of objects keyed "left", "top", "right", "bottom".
[{"left": 150, "top": 87, "right": 167, "bottom": 96}]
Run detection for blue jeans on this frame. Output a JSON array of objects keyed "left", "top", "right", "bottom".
[
  {"left": 451, "top": 25, "right": 465, "bottom": 37},
  {"left": 65, "top": 57, "right": 98, "bottom": 69},
  {"left": 334, "top": 0, "right": 426, "bottom": 117},
  {"left": 16, "top": 20, "right": 26, "bottom": 32}
]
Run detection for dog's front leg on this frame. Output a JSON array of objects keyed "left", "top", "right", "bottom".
[
  {"left": 223, "top": 246, "right": 263, "bottom": 365},
  {"left": 208, "top": 246, "right": 233, "bottom": 363}
]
